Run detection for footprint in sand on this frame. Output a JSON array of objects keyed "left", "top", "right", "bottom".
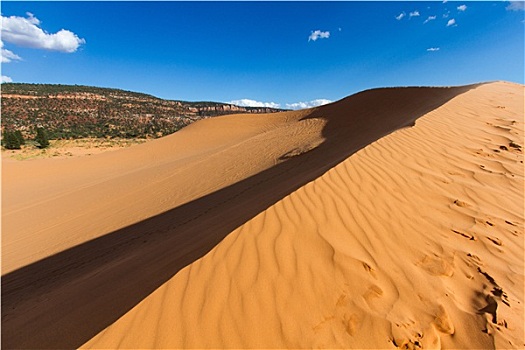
[
  {"left": 363, "top": 285, "right": 384, "bottom": 310},
  {"left": 453, "top": 199, "right": 469, "bottom": 207},
  {"left": 362, "top": 262, "right": 377, "bottom": 278},
  {"left": 418, "top": 255, "right": 454, "bottom": 277},
  {"left": 486, "top": 236, "right": 502, "bottom": 246},
  {"left": 509, "top": 141, "right": 522, "bottom": 150},
  {"left": 342, "top": 313, "right": 360, "bottom": 336},
  {"left": 452, "top": 229, "right": 476, "bottom": 241},
  {"left": 478, "top": 294, "right": 498, "bottom": 324},
  {"left": 479, "top": 164, "right": 494, "bottom": 173},
  {"left": 466, "top": 253, "right": 483, "bottom": 267},
  {"left": 434, "top": 305, "right": 455, "bottom": 334}
]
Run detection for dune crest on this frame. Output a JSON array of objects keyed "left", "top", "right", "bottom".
[
  {"left": 2, "top": 82, "right": 523, "bottom": 349},
  {"left": 81, "top": 82, "right": 524, "bottom": 349},
  {"left": 1, "top": 108, "right": 315, "bottom": 273}
]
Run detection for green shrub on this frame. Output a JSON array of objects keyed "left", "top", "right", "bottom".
[
  {"left": 2, "top": 130, "right": 22, "bottom": 149},
  {"left": 14, "top": 130, "right": 25, "bottom": 145},
  {"left": 35, "top": 127, "right": 50, "bottom": 148}
]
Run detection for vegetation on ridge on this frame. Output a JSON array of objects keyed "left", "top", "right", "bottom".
[{"left": 1, "top": 83, "right": 282, "bottom": 142}]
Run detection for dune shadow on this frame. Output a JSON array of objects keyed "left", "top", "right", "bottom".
[{"left": 1, "top": 84, "right": 478, "bottom": 349}]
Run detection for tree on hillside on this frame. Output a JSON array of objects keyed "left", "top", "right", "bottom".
[
  {"left": 2, "top": 130, "right": 22, "bottom": 149},
  {"left": 14, "top": 130, "right": 25, "bottom": 145},
  {"left": 35, "top": 127, "right": 50, "bottom": 148}
]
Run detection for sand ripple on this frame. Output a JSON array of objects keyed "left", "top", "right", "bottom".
[{"left": 84, "top": 83, "right": 523, "bottom": 349}]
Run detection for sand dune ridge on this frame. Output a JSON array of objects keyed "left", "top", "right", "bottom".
[{"left": 2, "top": 82, "right": 523, "bottom": 349}]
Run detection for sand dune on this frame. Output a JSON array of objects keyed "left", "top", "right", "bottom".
[
  {"left": 2, "top": 82, "right": 523, "bottom": 349},
  {"left": 2, "top": 108, "right": 314, "bottom": 273}
]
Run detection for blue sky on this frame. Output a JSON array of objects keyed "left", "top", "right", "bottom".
[{"left": 1, "top": 1, "right": 524, "bottom": 108}]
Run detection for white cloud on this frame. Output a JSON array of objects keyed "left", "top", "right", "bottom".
[
  {"left": 447, "top": 18, "right": 456, "bottom": 27},
  {"left": 25, "top": 12, "right": 41, "bottom": 25},
  {"left": 507, "top": 1, "right": 525, "bottom": 11},
  {"left": 424, "top": 15, "right": 437, "bottom": 24},
  {"left": 1, "top": 48, "right": 21, "bottom": 63},
  {"left": 1, "top": 40, "right": 22, "bottom": 63},
  {"left": 396, "top": 12, "right": 406, "bottom": 20},
  {"left": 308, "top": 30, "right": 330, "bottom": 42},
  {"left": 1, "top": 75, "right": 13, "bottom": 83},
  {"left": 443, "top": 0, "right": 448, "bottom": 3},
  {"left": 229, "top": 99, "right": 281, "bottom": 109},
  {"left": 285, "top": 99, "right": 332, "bottom": 110},
  {"left": 229, "top": 98, "right": 332, "bottom": 110},
  {"left": 409, "top": 11, "right": 420, "bottom": 18},
  {"left": 427, "top": 47, "right": 440, "bottom": 52},
  {"left": 1, "top": 13, "right": 85, "bottom": 53},
  {"left": 457, "top": 5, "right": 467, "bottom": 11}
]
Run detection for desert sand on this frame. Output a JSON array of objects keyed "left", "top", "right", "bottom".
[
  {"left": 1, "top": 138, "right": 149, "bottom": 161},
  {"left": 2, "top": 81, "right": 523, "bottom": 349}
]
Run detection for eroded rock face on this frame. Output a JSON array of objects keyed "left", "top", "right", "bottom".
[{"left": 1, "top": 83, "right": 283, "bottom": 139}]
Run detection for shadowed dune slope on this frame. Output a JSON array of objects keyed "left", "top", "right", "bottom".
[
  {"left": 83, "top": 82, "right": 523, "bottom": 349},
  {"left": 3, "top": 85, "right": 468, "bottom": 349},
  {"left": 2, "top": 82, "right": 523, "bottom": 349},
  {"left": 3, "top": 84, "right": 472, "bottom": 274},
  {"left": 2, "top": 107, "right": 313, "bottom": 274}
]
